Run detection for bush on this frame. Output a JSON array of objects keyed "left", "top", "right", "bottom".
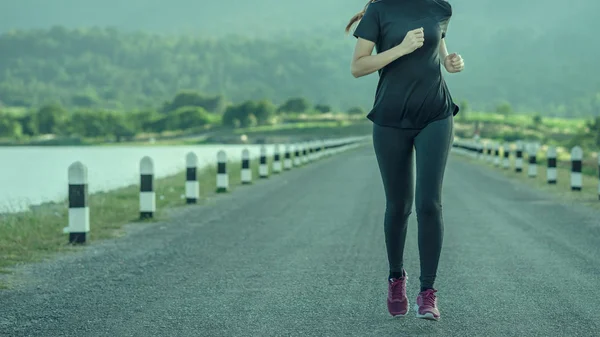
[
  {"left": 495, "top": 101, "right": 513, "bottom": 116},
  {"left": 162, "top": 91, "right": 226, "bottom": 114},
  {"left": 347, "top": 106, "right": 365, "bottom": 115},
  {"left": 532, "top": 114, "right": 543, "bottom": 127},
  {"left": 277, "top": 97, "right": 310, "bottom": 114},
  {"left": 315, "top": 104, "right": 332, "bottom": 114}
]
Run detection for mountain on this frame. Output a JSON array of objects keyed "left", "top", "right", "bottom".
[{"left": 1, "top": 0, "right": 597, "bottom": 116}]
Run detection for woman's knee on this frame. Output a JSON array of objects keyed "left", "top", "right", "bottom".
[
  {"left": 386, "top": 200, "right": 413, "bottom": 219},
  {"left": 415, "top": 199, "right": 442, "bottom": 218}
]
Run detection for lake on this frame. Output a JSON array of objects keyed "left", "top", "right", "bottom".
[
  {"left": 0, "top": 137, "right": 368, "bottom": 213},
  {"left": 0, "top": 143, "right": 280, "bottom": 213}
]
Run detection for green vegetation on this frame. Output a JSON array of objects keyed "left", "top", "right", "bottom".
[
  {"left": 0, "top": 89, "right": 370, "bottom": 145},
  {"left": 0, "top": 25, "right": 598, "bottom": 120},
  {"left": 453, "top": 112, "right": 599, "bottom": 177}
]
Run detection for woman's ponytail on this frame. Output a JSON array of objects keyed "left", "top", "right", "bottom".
[{"left": 345, "top": 0, "right": 374, "bottom": 34}]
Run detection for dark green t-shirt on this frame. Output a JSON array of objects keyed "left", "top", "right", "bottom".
[{"left": 353, "top": 0, "right": 459, "bottom": 129}]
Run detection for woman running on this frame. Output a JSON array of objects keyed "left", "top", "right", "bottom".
[{"left": 346, "top": 0, "right": 464, "bottom": 321}]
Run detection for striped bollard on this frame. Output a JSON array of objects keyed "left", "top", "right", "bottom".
[
  {"left": 486, "top": 143, "right": 492, "bottom": 162},
  {"left": 319, "top": 140, "right": 325, "bottom": 158},
  {"left": 570, "top": 146, "right": 583, "bottom": 191},
  {"left": 293, "top": 145, "right": 301, "bottom": 166},
  {"left": 318, "top": 140, "right": 324, "bottom": 159},
  {"left": 185, "top": 152, "right": 199, "bottom": 204},
  {"left": 494, "top": 143, "right": 500, "bottom": 166},
  {"left": 515, "top": 141, "right": 523, "bottom": 172},
  {"left": 527, "top": 144, "right": 537, "bottom": 178},
  {"left": 273, "top": 144, "right": 282, "bottom": 173},
  {"left": 64, "top": 161, "right": 89, "bottom": 244},
  {"left": 216, "top": 150, "right": 228, "bottom": 192},
  {"left": 241, "top": 148, "right": 252, "bottom": 184},
  {"left": 284, "top": 144, "right": 292, "bottom": 170},
  {"left": 139, "top": 156, "right": 155, "bottom": 219},
  {"left": 547, "top": 146, "right": 557, "bottom": 184},
  {"left": 482, "top": 142, "right": 487, "bottom": 160},
  {"left": 302, "top": 143, "right": 308, "bottom": 164},
  {"left": 259, "top": 145, "right": 269, "bottom": 179},
  {"left": 502, "top": 143, "right": 510, "bottom": 169}
]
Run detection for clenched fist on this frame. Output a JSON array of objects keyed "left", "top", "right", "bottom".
[
  {"left": 399, "top": 28, "right": 425, "bottom": 54},
  {"left": 444, "top": 53, "right": 464, "bottom": 73}
]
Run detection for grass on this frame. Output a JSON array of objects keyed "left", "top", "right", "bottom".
[
  {"left": 0, "top": 154, "right": 300, "bottom": 290},
  {"left": 461, "top": 112, "right": 588, "bottom": 130},
  {"left": 454, "top": 149, "right": 600, "bottom": 210}
]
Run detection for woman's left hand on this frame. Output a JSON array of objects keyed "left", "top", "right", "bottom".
[{"left": 444, "top": 53, "right": 464, "bottom": 73}]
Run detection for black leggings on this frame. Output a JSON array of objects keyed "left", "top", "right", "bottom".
[{"left": 372, "top": 115, "right": 453, "bottom": 290}]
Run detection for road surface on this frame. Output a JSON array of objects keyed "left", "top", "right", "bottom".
[{"left": 1, "top": 144, "right": 599, "bottom": 336}]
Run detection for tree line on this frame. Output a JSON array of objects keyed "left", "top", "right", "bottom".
[
  {"left": 0, "top": 26, "right": 598, "bottom": 118},
  {"left": 0, "top": 91, "right": 366, "bottom": 141}
]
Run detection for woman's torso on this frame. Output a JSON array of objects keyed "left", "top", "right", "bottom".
[{"left": 368, "top": 0, "right": 458, "bottom": 129}]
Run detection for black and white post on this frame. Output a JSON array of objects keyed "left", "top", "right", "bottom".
[
  {"left": 307, "top": 142, "right": 314, "bottom": 162},
  {"left": 216, "top": 150, "right": 228, "bottom": 193},
  {"left": 241, "top": 148, "right": 252, "bottom": 184},
  {"left": 139, "top": 156, "right": 155, "bottom": 219},
  {"left": 515, "top": 141, "right": 524, "bottom": 173},
  {"left": 185, "top": 152, "right": 199, "bottom": 204},
  {"left": 64, "top": 161, "right": 89, "bottom": 244},
  {"left": 527, "top": 143, "right": 537, "bottom": 178},
  {"left": 494, "top": 143, "right": 500, "bottom": 167},
  {"left": 302, "top": 143, "right": 308, "bottom": 164},
  {"left": 570, "top": 146, "right": 583, "bottom": 191},
  {"left": 284, "top": 144, "right": 292, "bottom": 170},
  {"left": 259, "top": 145, "right": 269, "bottom": 179},
  {"left": 547, "top": 146, "right": 557, "bottom": 184},
  {"left": 502, "top": 143, "right": 510, "bottom": 169},
  {"left": 294, "top": 144, "right": 301, "bottom": 166},
  {"left": 486, "top": 142, "right": 492, "bottom": 162},
  {"left": 273, "top": 144, "right": 282, "bottom": 173}
]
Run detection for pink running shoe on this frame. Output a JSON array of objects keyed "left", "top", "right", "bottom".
[
  {"left": 387, "top": 270, "right": 409, "bottom": 317},
  {"left": 415, "top": 289, "right": 440, "bottom": 320}
]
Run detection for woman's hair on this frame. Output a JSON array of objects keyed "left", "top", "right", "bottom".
[{"left": 345, "top": 0, "right": 375, "bottom": 34}]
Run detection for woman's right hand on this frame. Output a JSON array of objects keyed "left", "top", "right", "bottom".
[{"left": 398, "top": 28, "right": 425, "bottom": 55}]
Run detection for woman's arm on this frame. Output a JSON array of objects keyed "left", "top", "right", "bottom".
[
  {"left": 351, "top": 38, "right": 407, "bottom": 78},
  {"left": 439, "top": 38, "right": 464, "bottom": 73},
  {"left": 351, "top": 29, "right": 424, "bottom": 78},
  {"left": 438, "top": 38, "right": 449, "bottom": 66}
]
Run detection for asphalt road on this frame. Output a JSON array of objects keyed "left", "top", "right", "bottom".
[{"left": 1, "top": 143, "right": 599, "bottom": 337}]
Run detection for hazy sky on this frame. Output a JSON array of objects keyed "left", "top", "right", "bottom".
[{"left": 0, "top": 0, "right": 594, "bottom": 38}]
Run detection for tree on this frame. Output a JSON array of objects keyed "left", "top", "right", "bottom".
[
  {"left": 314, "top": 104, "right": 332, "bottom": 114},
  {"left": 347, "top": 106, "right": 365, "bottom": 115},
  {"left": 71, "top": 92, "right": 100, "bottom": 107},
  {"left": 36, "top": 103, "right": 68, "bottom": 135},
  {"left": 277, "top": 97, "right": 310, "bottom": 114},
  {"left": 532, "top": 114, "right": 543, "bottom": 127},
  {"left": 253, "top": 99, "right": 276, "bottom": 125},
  {"left": 169, "top": 106, "right": 212, "bottom": 131},
  {"left": 0, "top": 113, "right": 22, "bottom": 138},
  {"left": 222, "top": 100, "right": 270, "bottom": 127},
  {"left": 163, "top": 91, "right": 226, "bottom": 114},
  {"left": 495, "top": 101, "right": 513, "bottom": 116}
]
